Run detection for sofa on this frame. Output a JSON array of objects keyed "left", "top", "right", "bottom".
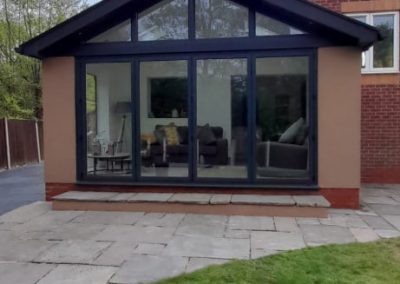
[
  {"left": 150, "top": 125, "right": 229, "bottom": 165},
  {"left": 256, "top": 117, "right": 309, "bottom": 177}
]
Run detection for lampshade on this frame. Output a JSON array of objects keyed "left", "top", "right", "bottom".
[{"left": 114, "top": 102, "right": 131, "bottom": 114}]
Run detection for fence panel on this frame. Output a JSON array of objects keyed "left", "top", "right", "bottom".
[
  {"left": 8, "top": 119, "right": 39, "bottom": 167},
  {"left": 0, "top": 119, "right": 7, "bottom": 169}
]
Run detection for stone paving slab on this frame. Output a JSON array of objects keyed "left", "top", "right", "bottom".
[
  {"left": 350, "top": 228, "right": 380, "bottom": 243},
  {"left": 41, "top": 223, "right": 107, "bottom": 241},
  {"left": 163, "top": 235, "right": 250, "bottom": 260},
  {"left": 72, "top": 211, "right": 144, "bottom": 225},
  {"left": 231, "top": 195, "right": 295, "bottom": 206},
  {"left": 300, "top": 224, "right": 356, "bottom": 245},
  {"left": 228, "top": 216, "right": 275, "bottom": 231},
  {"left": 35, "top": 240, "right": 112, "bottom": 264},
  {"left": 93, "top": 242, "right": 138, "bottom": 267},
  {"left": 176, "top": 223, "right": 226, "bottom": 238},
  {"left": 274, "top": 217, "right": 300, "bottom": 232},
  {"left": 37, "top": 264, "right": 117, "bottom": 284},
  {"left": 54, "top": 191, "right": 118, "bottom": 201},
  {"left": 13, "top": 211, "right": 84, "bottom": 233},
  {"left": 210, "top": 194, "right": 232, "bottom": 205},
  {"left": 134, "top": 243, "right": 165, "bottom": 255},
  {"left": 320, "top": 214, "right": 369, "bottom": 228},
  {"left": 135, "top": 213, "right": 185, "bottom": 227},
  {"left": 374, "top": 229, "right": 400, "bottom": 239},
  {"left": 129, "top": 193, "right": 173, "bottom": 203},
  {"left": 369, "top": 204, "right": 400, "bottom": 215},
  {"left": 95, "top": 225, "right": 175, "bottom": 244},
  {"left": 181, "top": 214, "right": 227, "bottom": 227},
  {"left": 168, "top": 193, "right": 212, "bottom": 204},
  {"left": 0, "top": 238, "right": 57, "bottom": 262},
  {"left": 110, "top": 255, "right": 188, "bottom": 284},
  {"left": 0, "top": 262, "right": 55, "bottom": 284},
  {"left": 251, "top": 231, "right": 306, "bottom": 251},
  {"left": 0, "top": 202, "right": 51, "bottom": 224},
  {"left": 362, "top": 196, "right": 399, "bottom": 205},
  {"left": 383, "top": 215, "right": 400, "bottom": 230},
  {"left": 360, "top": 215, "right": 395, "bottom": 230},
  {"left": 293, "top": 196, "right": 331, "bottom": 208},
  {"left": 108, "top": 193, "right": 136, "bottom": 202}
]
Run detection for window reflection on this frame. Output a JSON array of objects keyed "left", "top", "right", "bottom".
[
  {"left": 196, "top": 0, "right": 249, "bottom": 38},
  {"left": 139, "top": 0, "right": 188, "bottom": 41}
]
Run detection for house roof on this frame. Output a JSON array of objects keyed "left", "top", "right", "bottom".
[{"left": 16, "top": 0, "right": 381, "bottom": 59}]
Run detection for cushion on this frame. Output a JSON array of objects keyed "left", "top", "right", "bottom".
[
  {"left": 197, "top": 124, "right": 217, "bottom": 145},
  {"left": 164, "top": 123, "right": 180, "bottom": 146},
  {"left": 279, "top": 118, "right": 304, "bottom": 144},
  {"left": 295, "top": 124, "right": 309, "bottom": 145}
]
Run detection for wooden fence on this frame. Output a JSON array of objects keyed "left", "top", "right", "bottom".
[{"left": 0, "top": 118, "right": 43, "bottom": 170}]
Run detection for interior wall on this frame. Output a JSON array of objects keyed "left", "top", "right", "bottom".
[
  {"left": 140, "top": 61, "right": 188, "bottom": 135},
  {"left": 87, "top": 63, "right": 132, "bottom": 153},
  {"left": 318, "top": 47, "right": 361, "bottom": 189},
  {"left": 42, "top": 57, "right": 76, "bottom": 183}
]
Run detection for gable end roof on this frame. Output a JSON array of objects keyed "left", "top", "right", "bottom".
[{"left": 16, "top": 0, "right": 381, "bottom": 59}]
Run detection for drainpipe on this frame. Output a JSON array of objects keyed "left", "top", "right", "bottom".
[
  {"left": 4, "top": 117, "right": 11, "bottom": 169},
  {"left": 35, "top": 119, "right": 41, "bottom": 162}
]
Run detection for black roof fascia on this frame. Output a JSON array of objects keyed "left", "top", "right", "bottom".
[
  {"left": 261, "top": 0, "right": 382, "bottom": 48},
  {"left": 16, "top": 0, "right": 132, "bottom": 58}
]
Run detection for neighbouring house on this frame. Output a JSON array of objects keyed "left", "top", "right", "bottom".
[
  {"left": 311, "top": 0, "right": 400, "bottom": 184},
  {"left": 17, "top": 0, "right": 381, "bottom": 211}
]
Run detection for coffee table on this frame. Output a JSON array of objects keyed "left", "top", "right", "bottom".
[{"left": 87, "top": 153, "right": 130, "bottom": 174}]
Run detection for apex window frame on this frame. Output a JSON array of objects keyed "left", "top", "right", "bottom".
[{"left": 348, "top": 12, "right": 399, "bottom": 74}]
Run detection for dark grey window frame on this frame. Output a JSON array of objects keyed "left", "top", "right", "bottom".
[{"left": 75, "top": 48, "right": 318, "bottom": 188}]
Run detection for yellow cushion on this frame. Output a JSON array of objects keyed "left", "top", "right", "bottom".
[{"left": 164, "top": 124, "right": 180, "bottom": 146}]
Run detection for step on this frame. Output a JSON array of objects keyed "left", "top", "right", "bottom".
[{"left": 52, "top": 191, "right": 331, "bottom": 218}]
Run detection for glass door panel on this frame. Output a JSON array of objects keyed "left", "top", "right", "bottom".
[
  {"left": 85, "top": 62, "right": 132, "bottom": 177},
  {"left": 196, "top": 58, "right": 248, "bottom": 179},
  {"left": 255, "top": 57, "right": 310, "bottom": 179},
  {"left": 139, "top": 60, "right": 189, "bottom": 178}
]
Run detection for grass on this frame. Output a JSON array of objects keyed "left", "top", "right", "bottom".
[{"left": 155, "top": 238, "right": 400, "bottom": 284}]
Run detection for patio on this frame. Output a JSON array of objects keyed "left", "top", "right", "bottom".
[{"left": 0, "top": 185, "right": 399, "bottom": 284}]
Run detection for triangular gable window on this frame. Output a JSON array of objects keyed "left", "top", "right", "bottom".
[
  {"left": 196, "top": 0, "right": 248, "bottom": 38},
  {"left": 88, "top": 20, "right": 131, "bottom": 43},
  {"left": 256, "top": 13, "right": 305, "bottom": 36},
  {"left": 139, "top": 0, "right": 188, "bottom": 41}
]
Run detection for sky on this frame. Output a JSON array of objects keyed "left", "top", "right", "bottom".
[{"left": 88, "top": 0, "right": 101, "bottom": 5}]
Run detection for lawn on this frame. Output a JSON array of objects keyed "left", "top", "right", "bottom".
[{"left": 155, "top": 238, "right": 400, "bottom": 284}]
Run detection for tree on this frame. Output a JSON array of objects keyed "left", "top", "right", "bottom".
[{"left": 0, "top": 0, "right": 89, "bottom": 119}]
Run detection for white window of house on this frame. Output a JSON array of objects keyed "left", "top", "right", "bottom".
[{"left": 348, "top": 12, "right": 399, "bottom": 74}]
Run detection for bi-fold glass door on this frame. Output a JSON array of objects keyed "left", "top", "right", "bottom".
[{"left": 79, "top": 52, "right": 315, "bottom": 185}]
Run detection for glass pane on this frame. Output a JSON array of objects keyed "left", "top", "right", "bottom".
[
  {"left": 88, "top": 20, "right": 131, "bottom": 43},
  {"left": 86, "top": 63, "right": 132, "bottom": 177},
  {"left": 196, "top": 0, "right": 248, "bottom": 38},
  {"left": 196, "top": 59, "right": 248, "bottom": 179},
  {"left": 351, "top": 15, "right": 367, "bottom": 23},
  {"left": 373, "top": 14, "right": 395, "bottom": 68},
  {"left": 139, "top": 0, "right": 188, "bottom": 41},
  {"left": 256, "top": 13, "right": 304, "bottom": 36},
  {"left": 140, "top": 60, "right": 189, "bottom": 178},
  {"left": 255, "top": 57, "right": 309, "bottom": 179}
]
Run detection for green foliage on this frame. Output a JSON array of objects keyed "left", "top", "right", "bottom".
[
  {"left": 155, "top": 238, "right": 400, "bottom": 284},
  {"left": 0, "top": 0, "right": 89, "bottom": 119}
]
